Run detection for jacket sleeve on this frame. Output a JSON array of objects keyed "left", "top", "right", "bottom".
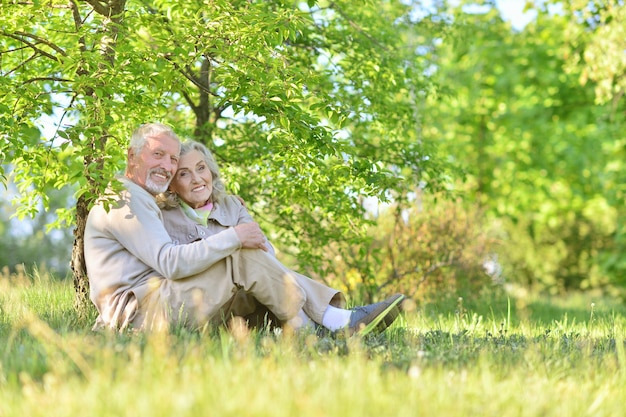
[
  {"left": 228, "top": 196, "right": 276, "bottom": 257},
  {"left": 105, "top": 186, "right": 241, "bottom": 280}
]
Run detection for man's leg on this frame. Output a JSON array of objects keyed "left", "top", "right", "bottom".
[
  {"left": 139, "top": 248, "right": 403, "bottom": 336},
  {"left": 150, "top": 249, "right": 305, "bottom": 328}
]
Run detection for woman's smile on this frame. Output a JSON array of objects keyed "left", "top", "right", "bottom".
[{"left": 192, "top": 184, "right": 208, "bottom": 192}]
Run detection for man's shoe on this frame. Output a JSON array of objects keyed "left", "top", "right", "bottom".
[{"left": 347, "top": 293, "right": 405, "bottom": 336}]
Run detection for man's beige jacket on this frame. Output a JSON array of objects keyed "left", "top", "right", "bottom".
[{"left": 84, "top": 176, "right": 241, "bottom": 329}]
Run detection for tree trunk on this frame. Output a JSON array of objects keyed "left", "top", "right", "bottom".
[
  {"left": 68, "top": 0, "right": 127, "bottom": 322},
  {"left": 71, "top": 193, "right": 92, "bottom": 321}
]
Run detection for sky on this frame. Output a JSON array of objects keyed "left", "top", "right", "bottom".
[{"left": 496, "top": 0, "right": 538, "bottom": 30}]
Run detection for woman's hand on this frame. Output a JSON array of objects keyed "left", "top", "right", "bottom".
[{"left": 234, "top": 222, "right": 269, "bottom": 252}]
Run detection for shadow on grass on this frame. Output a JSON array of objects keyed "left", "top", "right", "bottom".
[
  {"left": 520, "top": 292, "right": 626, "bottom": 326},
  {"left": 419, "top": 289, "right": 626, "bottom": 328}
]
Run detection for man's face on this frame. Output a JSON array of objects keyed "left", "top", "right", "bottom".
[{"left": 127, "top": 133, "right": 180, "bottom": 194}]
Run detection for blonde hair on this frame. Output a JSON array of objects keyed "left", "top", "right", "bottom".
[{"left": 158, "top": 140, "right": 227, "bottom": 209}]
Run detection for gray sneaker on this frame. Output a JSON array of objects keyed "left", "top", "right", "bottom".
[{"left": 347, "top": 293, "right": 405, "bottom": 336}]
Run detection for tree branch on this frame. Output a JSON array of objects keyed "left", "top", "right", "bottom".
[
  {"left": 13, "top": 30, "right": 67, "bottom": 56},
  {"left": 79, "top": 0, "right": 111, "bottom": 17},
  {"left": 162, "top": 53, "right": 220, "bottom": 97},
  {"left": 1, "top": 31, "right": 64, "bottom": 62},
  {"left": 3, "top": 52, "right": 38, "bottom": 77},
  {"left": 327, "top": 1, "right": 390, "bottom": 52},
  {"left": 21, "top": 76, "right": 72, "bottom": 85},
  {"left": 182, "top": 89, "right": 198, "bottom": 112}
]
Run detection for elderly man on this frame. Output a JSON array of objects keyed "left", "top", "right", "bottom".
[{"left": 84, "top": 122, "right": 404, "bottom": 334}]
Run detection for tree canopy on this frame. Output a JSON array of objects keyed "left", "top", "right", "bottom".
[{"left": 0, "top": 0, "right": 448, "bottom": 308}]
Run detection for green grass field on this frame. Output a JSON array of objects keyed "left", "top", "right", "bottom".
[{"left": 2, "top": 269, "right": 626, "bottom": 417}]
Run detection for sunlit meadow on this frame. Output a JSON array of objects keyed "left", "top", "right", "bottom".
[{"left": 2, "top": 266, "right": 626, "bottom": 417}]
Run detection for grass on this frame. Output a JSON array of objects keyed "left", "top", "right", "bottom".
[{"left": 2, "top": 268, "right": 626, "bottom": 417}]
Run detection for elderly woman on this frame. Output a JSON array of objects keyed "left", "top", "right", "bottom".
[{"left": 159, "top": 140, "right": 404, "bottom": 334}]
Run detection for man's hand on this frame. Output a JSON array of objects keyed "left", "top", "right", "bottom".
[{"left": 234, "top": 222, "right": 269, "bottom": 252}]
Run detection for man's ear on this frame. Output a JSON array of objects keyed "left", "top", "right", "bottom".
[{"left": 127, "top": 148, "right": 136, "bottom": 169}]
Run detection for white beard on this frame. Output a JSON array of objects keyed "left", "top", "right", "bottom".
[
  {"left": 145, "top": 169, "right": 172, "bottom": 194},
  {"left": 145, "top": 180, "right": 169, "bottom": 194}
]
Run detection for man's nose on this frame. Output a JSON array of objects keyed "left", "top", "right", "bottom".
[{"left": 160, "top": 157, "right": 175, "bottom": 173}]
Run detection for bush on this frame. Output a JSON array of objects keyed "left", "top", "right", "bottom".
[
  {"left": 494, "top": 213, "right": 616, "bottom": 294},
  {"left": 316, "top": 194, "right": 498, "bottom": 305}
]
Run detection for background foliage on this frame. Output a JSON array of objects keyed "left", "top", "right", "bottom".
[{"left": 419, "top": 0, "right": 626, "bottom": 295}]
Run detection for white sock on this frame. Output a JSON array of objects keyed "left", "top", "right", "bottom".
[
  {"left": 286, "top": 309, "right": 316, "bottom": 330},
  {"left": 321, "top": 305, "right": 352, "bottom": 331}
]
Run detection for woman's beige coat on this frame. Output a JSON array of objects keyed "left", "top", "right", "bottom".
[{"left": 160, "top": 196, "right": 344, "bottom": 326}]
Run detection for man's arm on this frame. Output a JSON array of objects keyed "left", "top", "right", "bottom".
[{"left": 104, "top": 182, "right": 241, "bottom": 280}]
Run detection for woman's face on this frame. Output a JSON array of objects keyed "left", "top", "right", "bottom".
[{"left": 170, "top": 149, "right": 213, "bottom": 209}]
